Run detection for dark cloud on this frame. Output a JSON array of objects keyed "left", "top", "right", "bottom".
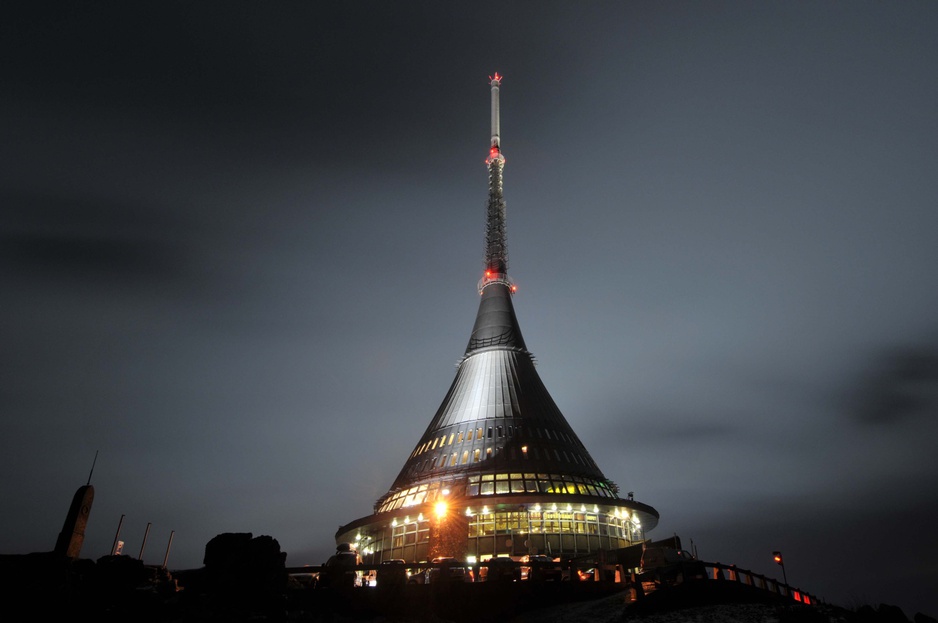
[
  {"left": 1, "top": 191, "right": 192, "bottom": 285},
  {"left": 850, "top": 347, "right": 938, "bottom": 425},
  {"left": 686, "top": 488, "right": 938, "bottom": 617}
]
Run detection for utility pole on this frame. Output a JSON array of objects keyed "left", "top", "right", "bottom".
[
  {"left": 162, "top": 531, "right": 175, "bottom": 568},
  {"left": 139, "top": 522, "right": 152, "bottom": 561},
  {"left": 110, "top": 514, "right": 125, "bottom": 555}
]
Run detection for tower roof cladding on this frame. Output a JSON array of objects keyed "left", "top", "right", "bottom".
[{"left": 335, "top": 75, "right": 658, "bottom": 564}]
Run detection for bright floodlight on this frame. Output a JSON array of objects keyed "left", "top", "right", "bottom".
[{"left": 435, "top": 501, "right": 448, "bottom": 518}]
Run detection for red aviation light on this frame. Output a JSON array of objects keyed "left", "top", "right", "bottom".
[
  {"left": 511, "top": 284, "right": 518, "bottom": 293},
  {"left": 489, "top": 72, "right": 503, "bottom": 82}
]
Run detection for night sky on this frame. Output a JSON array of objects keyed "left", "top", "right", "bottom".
[{"left": 3, "top": 1, "right": 938, "bottom": 616}]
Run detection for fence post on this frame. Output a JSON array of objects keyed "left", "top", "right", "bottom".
[{"left": 629, "top": 572, "right": 644, "bottom": 602}]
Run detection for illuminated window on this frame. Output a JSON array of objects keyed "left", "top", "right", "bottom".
[
  {"left": 473, "top": 449, "right": 481, "bottom": 462},
  {"left": 458, "top": 431, "right": 464, "bottom": 443},
  {"left": 486, "top": 448, "right": 493, "bottom": 459},
  {"left": 477, "top": 427, "right": 483, "bottom": 439},
  {"left": 461, "top": 450, "right": 469, "bottom": 464},
  {"left": 439, "top": 455, "right": 447, "bottom": 468},
  {"left": 431, "top": 439, "right": 438, "bottom": 450},
  {"left": 448, "top": 433, "right": 455, "bottom": 445},
  {"left": 466, "top": 429, "right": 473, "bottom": 441},
  {"left": 450, "top": 453, "right": 458, "bottom": 466}
]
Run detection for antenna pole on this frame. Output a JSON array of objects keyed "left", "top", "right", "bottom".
[
  {"left": 110, "top": 514, "right": 125, "bottom": 555},
  {"left": 483, "top": 72, "right": 508, "bottom": 281},
  {"left": 87, "top": 450, "right": 99, "bottom": 485},
  {"left": 162, "top": 530, "right": 175, "bottom": 568},
  {"left": 490, "top": 72, "right": 502, "bottom": 148},
  {"left": 139, "top": 522, "right": 151, "bottom": 560}
]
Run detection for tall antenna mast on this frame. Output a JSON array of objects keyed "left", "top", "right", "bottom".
[
  {"left": 490, "top": 72, "right": 502, "bottom": 149},
  {"left": 481, "top": 72, "right": 512, "bottom": 292},
  {"left": 87, "top": 450, "right": 99, "bottom": 486}
]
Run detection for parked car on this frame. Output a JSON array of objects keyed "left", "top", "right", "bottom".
[
  {"left": 638, "top": 546, "right": 706, "bottom": 587},
  {"left": 377, "top": 559, "right": 407, "bottom": 588},
  {"left": 521, "top": 555, "right": 562, "bottom": 581},
  {"left": 478, "top": 557, "right": 520, "bottom": 582},
  {"left": 420, "top": 557, "right": 473, "bottom": 584},
  {"left": 317, "top": 543, "right": 362, "bottom": 588}
]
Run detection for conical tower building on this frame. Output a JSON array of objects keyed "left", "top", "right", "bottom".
[{"left": 336, "top": 74, "right": 658, "bottom": 564}]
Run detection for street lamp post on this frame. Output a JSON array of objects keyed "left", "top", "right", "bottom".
[{"left": 773, "top": 551, "right": 788, "bottom": 587}]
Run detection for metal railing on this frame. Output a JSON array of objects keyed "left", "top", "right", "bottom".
[
  {"left": 700, "top": 561, "right": 822, "bottom": 605},
  {"left": 288, "top": 558, "right": 824, "bottom": 607}
]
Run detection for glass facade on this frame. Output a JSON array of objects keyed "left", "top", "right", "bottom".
[
  {"left": 376, "top": 472, "right": 618, "bottom": 514},
  {"left": 352, "top": 505, "right": 643, "bottom": 565}
]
